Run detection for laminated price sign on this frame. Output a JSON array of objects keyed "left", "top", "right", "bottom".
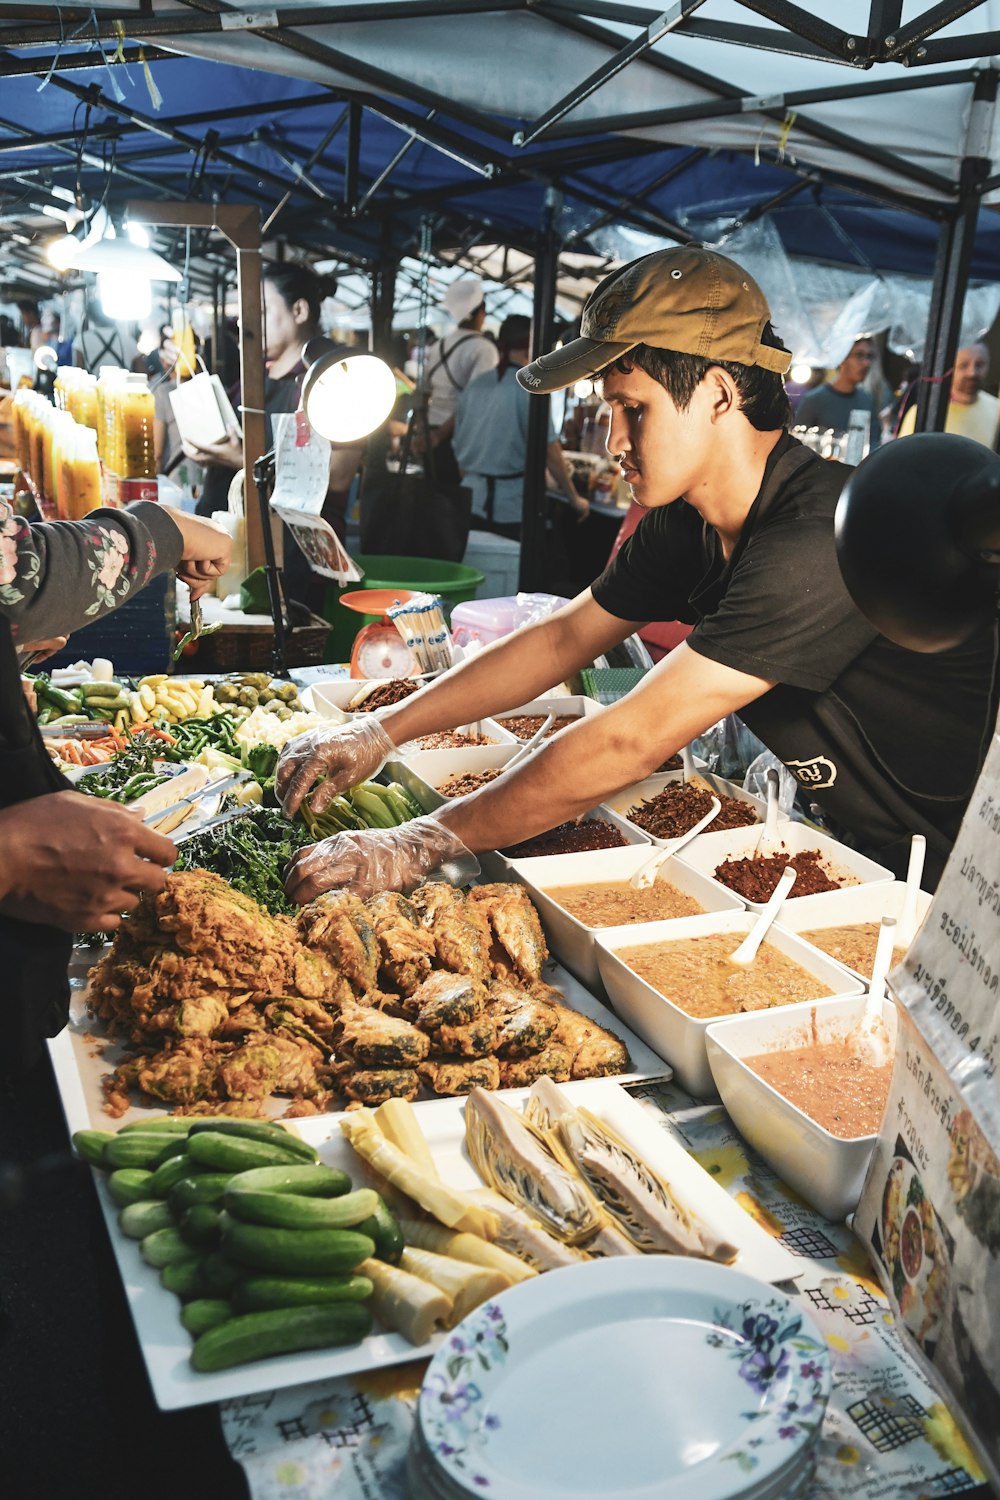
[
  {"left": 269, "top": 411, "right": 361, "bottom": 585},
  {"left": 855, "top": 734, "right": 1000, "bottom": 1489}
]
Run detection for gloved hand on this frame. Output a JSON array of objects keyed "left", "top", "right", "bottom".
[
  {"left": 284, "top": 814, "right": 480, "bottom": 905},
  {"left": 276, "top": 715, "right": 397, "bottom": 816}
]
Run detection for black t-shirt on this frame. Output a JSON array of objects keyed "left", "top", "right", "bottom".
[{"left": 592, "top": 433, "right": 997, "bottom": 884}]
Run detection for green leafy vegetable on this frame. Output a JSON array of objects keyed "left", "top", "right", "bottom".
[{"left": 173, "top": 807, "right": 314, "bottom": 914}]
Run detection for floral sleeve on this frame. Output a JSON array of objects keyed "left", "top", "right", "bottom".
[{"left": 0, "top": 498, "right": 183, "bottom": 643}]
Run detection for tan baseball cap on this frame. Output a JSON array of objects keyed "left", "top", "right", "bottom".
[{"left": 517, "top": 244, "right": 791, "bottom": 395}]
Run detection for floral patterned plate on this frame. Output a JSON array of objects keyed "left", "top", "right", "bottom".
[{"left": 417, "top": 1257, "right": 831, "bottom": 1500}]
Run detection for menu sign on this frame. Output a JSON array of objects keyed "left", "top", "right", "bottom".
[{"left": 855, "top": 734, "right": 1000, "bottom": 1491}]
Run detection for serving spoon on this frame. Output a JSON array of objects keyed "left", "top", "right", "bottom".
[
  {"left": 851, "top": 915, "right": 898, "bottom": 1067},
  {"left": 728, "top": 864, "right": 797, "bottom": 966},
  {"left": 753, "top": 767, "right": 782, "bottom": 857},
  {"left": 896, "top": 833, "right": 927, "bottom": 949},
  {"left": 629, "top": 797, "right": 721, "bottom": 889},
  {"left": 504, "top": 713, "right": 556, "bottom": 772}
]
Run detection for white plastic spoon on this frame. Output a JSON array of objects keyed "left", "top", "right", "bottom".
[
  {"left": 680, "top": 743, "right": 696, "bottom": 783},
  {"left": 728, "top": 865, "right": 797, "bottom": 966},
  {"left": 629, "top": 797, "right": 721, "bottom": 889},
  {"left": 852, "top": 915, "right": 898, "bottom": 1067},
  {"left": 504, "top": 712, "right": 556, "bottom": 772},
  {"left": 896, "top": 834, "right": 926, "bottom": 949},
  {"left": 753, "top": 767, "right": 782, "bottom": 857}
]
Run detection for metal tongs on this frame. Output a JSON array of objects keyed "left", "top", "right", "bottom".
[{"left": 172, "top": 595, "right": 222, "bottom": 664}]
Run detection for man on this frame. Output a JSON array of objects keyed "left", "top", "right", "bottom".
[
  {"left": 794, "top": 337, "right": 881, "bottom": 451},
  {"left": 898, "top": 340, "right": 1000, "bottom": 448},
  {"left": 424, "top": 275, "right": 499, "bottom": 488},
  {"left": 277, "top": 246, "right": 995, "bottom": 902},
  {"left": 453, "top": 313, "right": 589, "bottom": 539}
]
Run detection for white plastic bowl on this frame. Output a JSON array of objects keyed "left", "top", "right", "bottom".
[
  {"left": 512, "top": 846, "right": 744, "bottom": 992},
  {"left": 496, "top": 694, "right": 604, "bottom": 732},
  {"left": 772, "top": 880, "right": 933, "bottom": 984},
  {"left": 705, "top": 994, "right": 898, "bottom": 1221},
  {"left": 675, "top": 822, "right": 894, "bottom": 910},
  {"left": 595, "top": 908, "right": 863, "bottom": 1098},
  {"left": 601, "top": 771, "right": 766, "bottom": 844}
]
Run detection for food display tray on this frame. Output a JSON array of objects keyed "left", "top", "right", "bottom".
[{"left": 55, "top": 1079, "right": 800, "bottom": 1410}]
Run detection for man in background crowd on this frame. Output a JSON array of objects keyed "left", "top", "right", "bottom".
[
  {"left": 898, "top": 340, "right": 1000, "bottom": 448},
  {"left": 794, "top": 336, "right": 882, "bottom": 450}
]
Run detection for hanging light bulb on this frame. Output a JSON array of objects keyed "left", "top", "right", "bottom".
[
  {"left": 300, "top": 340, "right": 397, "bottom": 442},
  {"left": 790, "top": 361, "right": 814, "bottom": 385},
  {"left": 48, "top": 233, "right": 82, "bottom": 271},
  {"left": 98, "top": 271, "right": 152, "bottom": 322}
]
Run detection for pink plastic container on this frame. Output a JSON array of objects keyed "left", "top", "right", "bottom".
[{"left": 450, "top": 593, "right": 570, "bottom": 648}]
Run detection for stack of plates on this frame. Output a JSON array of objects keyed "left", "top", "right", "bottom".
[{"left": 410, "top": 1257, "right": 831, "bottom": 1500}]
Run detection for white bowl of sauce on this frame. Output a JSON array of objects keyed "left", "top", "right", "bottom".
[{"left": 705, "top": 994, "right": 898, "bottom": 1222}]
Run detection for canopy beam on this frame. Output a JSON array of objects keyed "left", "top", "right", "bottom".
[{"left": 522, "top": 187, "right": 562, "bottom": 593}]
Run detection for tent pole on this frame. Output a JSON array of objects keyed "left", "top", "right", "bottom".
[
  {"left": 521, "top": 187, "right": 562, "bottom": 593},
  {"left": 370, "top": 246, "right": 398, "bottom": 358},
  {"left": 913, "top": 69, "right": 997, "bottom": 433}
]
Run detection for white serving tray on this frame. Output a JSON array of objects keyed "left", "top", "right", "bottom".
[
  {"left": 68, "top": 1078, "right": 800, "bottom": 1410},
  {"left": 600, "top": 771, "right": 767, "bottom": 844},
  {"left": 52, "top": 951, "right": 671, "bottom": 1134}
]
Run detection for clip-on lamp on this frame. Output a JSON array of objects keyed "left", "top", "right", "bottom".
[{"left": 252, "top": 338, "right": 397, "bottom": 677}]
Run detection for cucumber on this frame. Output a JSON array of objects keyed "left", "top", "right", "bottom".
[
  {"left": 161, "top": 1259, "right": 206, "bottom": 1300},
  {"left": 179, "top": 1204, "right": 224, "bottom": 1250},
  {"left": 225, "top": 1187, "right": 378, "bottom": 1232},
  {"left": 223, "top": 1164, "right": 351, "bottom": 1198},
  {"left": 191, "top": 1303, "right": 373, "bottom": 1372},
  {"left": 168, "top": 1174, "right": 234, "bottom": 1214},
  {"left": 104, "top": 1133, "right": 185, "bottom": 1171},
  {"left": 199, "top": 1251, "right": 245, "bottom": 1297},
  {"left": 149, "top": 1152, "right": 198, "bottom": 1198},
  {"left": 188, "top": 1119, "right": 318, "bottom": 1162},
  {"left": 72, "top": 1129, "right": 115, "bottom": 1166},
  {"left": 119, "top": 1200, "right": 175, "bottom": 1240},
  {"left": 120, "top": 1116, "right": 195, "bottom": 1135},
  {"left": 222, "top": 1223, "right": 375, "bottom": 1277},
  {"left": 107, "top": 1168, "right": 156, "bottom": 1207},
  {"left": 141, "top": 1227, "right": 202, "bottom": 1270},
  {"left": 356, "top": 1196, "right": 405, "bottom": 1265},
  {"left": 186, "top": 1132, "right": 306, "bottom": 1174},
  {"left": 181, "top": 1300, "right": 233, "bottom": 1337},
  {"left": 234, "top": 1273, "right": 373, "bottom": 1313}
]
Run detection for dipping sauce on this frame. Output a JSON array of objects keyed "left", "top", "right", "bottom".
[
  {"left": 800, "top": 922, "right": 906, "bottom": 975},
  {"left": 438, "top": 768, "right": 505, "bottom": 797},
  {"left": 503, "top": 820, "right": 628, "bottom": 858},
  {"left": 618, "top": 933, "right": 834, "bottom": 1018},
  {"left": 400, "top": 730, "right": 497, "bottom": 750},
  {"left": 744, "top": 1040, "right": 892, "bottom": 1138},
  {"left": 499, "top": 714, "right": 577, "bottom": 740},
  {"left": 627, "top": 781, "right": 757, "bottom": 839},
  {"left": 714, "top": 848, "right": 853, "bottom": 901},
  {"left": 544, "top": 879, "right": 702, "bottom": 927}
]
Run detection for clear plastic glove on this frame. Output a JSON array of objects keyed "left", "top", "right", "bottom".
[
  {"left": 276, "top": 716, "right": 397, "bottom": 817},
  {"left": 284, "top": 814, "right": 480, "bottom": 905}
]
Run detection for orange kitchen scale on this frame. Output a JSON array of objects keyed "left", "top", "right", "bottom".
[{"left": 340, "top": 589, "right": 417, "bottom": 678}]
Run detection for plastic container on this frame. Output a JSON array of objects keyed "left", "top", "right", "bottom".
[
  {"left": 120, "top": 373, "right": 156, "bottom": 479},
  {"left": 450, "top": 593, "right": 572, "bottom": 648},
  {"left": 61, "top": 424, "right": 102, "bottom": 519}
]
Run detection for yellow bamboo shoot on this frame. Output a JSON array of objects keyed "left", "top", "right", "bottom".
[
  {"left": 374, "top": 1097, "right": 440, "bottom": 1178},
  {"left": 362, "top": 1257, "right": 451, "bottom": 1346},
  {"left": 399, "top": 1246, "right": 509, "bottom": 1328},
  {"left": 398, "top": 1218, "right": 536, "bottom": 1284},
  {"left": 340, "top": 1109, "right": 497, "bottom": 1238}
]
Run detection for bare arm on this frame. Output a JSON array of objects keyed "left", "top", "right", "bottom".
[
  {"left": 546, "top": 440, "right": 590, "bottom": 520},
  {"left": 434, "top": 641, "right": 776, "bottom": 852},
  {"left": 377, "top": 590, "right": 634, "bottom": 743}
]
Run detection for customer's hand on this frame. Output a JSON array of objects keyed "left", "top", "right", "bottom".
[
  {"left": 181, "top": 432, "right": 244, "bottom": 470},
  {"left": 276, "top": 716, "right": 397, "bottom": 817},
  {"left": 284, "top": 815, "right": 479, "bottom": 904},
  {"left": 0, "top": 791, "right": 177, "bottom": 931},
  {"left": 570, "top": 488, "right": 590, "bottom": 523},
  {"left": 161, "top": 508, "right": 233, "bottom": 600}
]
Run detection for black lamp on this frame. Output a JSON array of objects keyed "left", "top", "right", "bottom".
[
  {"left": 835, "top": 434, "right": 1000, "bottom": 653},
  {"left": 252, "top": 339, "right": 397, "bottom": 677}
]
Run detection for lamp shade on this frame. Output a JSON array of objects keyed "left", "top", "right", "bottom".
[
  {"left": 300, "top": 337, "right": 396, "bottom": 443},
  {"left": 72, "top": 236, "right": 182, "bottom": 281},
  {"left": 835, "top": 433, "right": 1000, "bottom": 653}
]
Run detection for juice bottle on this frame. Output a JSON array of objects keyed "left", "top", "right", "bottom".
[
  {"left": 63, "top": 425, "right": 103, "bottom": 519},
  {"left": 30, "top": 401, "right": 52, "bottom": 502},
  {"left": 68, "top": 371, "right": 100, "bottom": 432},
  {"left": 50, "top": 410, "right": 78, "bottom": 520},
  {"left": 121, "top": 373, "right": 156, "bottom": 479},
  {"left": 97, "top": 367, "right": 126, "bottom": 473},
  {"left": 11, "top": 387, "right": 32, "bottom": 475}
]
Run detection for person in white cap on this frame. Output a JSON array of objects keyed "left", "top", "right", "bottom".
[
  {"left": 276, "top": 245, "right": 995, "bottom": 902},
  {"left": 423, "top": 275, "right": 499, "bottom": 491}
]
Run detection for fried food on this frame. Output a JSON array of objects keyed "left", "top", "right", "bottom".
[
  {"left": 488, "top": 980, "right": 560, "bottom": 1058},
  {"left": 497, "top": 1043, "right": 574, "bottom": 1088},
  {"left": 412, "top": 882, "right": 492, "bottom": 982},
  {"left": 469, "top": 883, "right": 548, "bottom": 981},
  {"left": 419, "top": 1057, "right": 501, "bottom": 1095},
  {"left": 297, "top": 890, "right": 380, "bottom": 994},
  {"left": 410, "top": 971, "right": 487, "bottom": 1030},
  {"left": 367, "top": 892, "right": 437, "bottom": 994},
  {"left": 341, "top": 1068, "right": 421, "bottom": 1106},
  {"left": 549, "top": 1004, "right": 632, "bottom": 1078},
  {"left": 336, "top": 1003, "right": 430, "bottom": 1069}
]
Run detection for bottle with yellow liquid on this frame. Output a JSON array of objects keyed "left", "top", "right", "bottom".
[
  {"left": 50, "top": 410, "right": 78, "bottom": 519},
  {"left": 120, "top": 373, "right": 156, "bottom": 479},
  {"left": 97, "top": 367, "right": 126, "bottom": 473},
  {"left": 62, "top": 425, "right": 103, "bottom": 519},
  {"left": 68, "top": 371, "right": 99, "bottom": 432},
  {"left": 11, "top": 387, "right": 33, "bottom": 475}
]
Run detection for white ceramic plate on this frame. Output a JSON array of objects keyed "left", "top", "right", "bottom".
[
  {"left": 417, "top": 1255, "right": 829, "bottom": 1500},
  {"left": 62, "top": 1078, "right": 799, "bottom": 1411}
]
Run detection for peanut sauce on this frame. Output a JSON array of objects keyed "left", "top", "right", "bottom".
[
  {"left": 618, "top": 933, "right": 834, "bottom": 1018},
  {"left": 801, "top": 922, "right": 906, "bottom": 975},
  {"left": 744, "top": 1040, "right": 892, "bottom": 1138},
  {"left": 544, "top": 879, "right": 702, "bottom": 928}
]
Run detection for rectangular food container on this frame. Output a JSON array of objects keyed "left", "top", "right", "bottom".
[
  {"left": 494, "top": 695, "right": 604, "bottom": 737},
  {"left": 600, "top": 770, "right": 767, "bottom": 844},
  {"left": 594, "top": 908, "right": 864, "bottom": 1097},
  {"left": 771, "top": 880, "right": 933, "bottom": 984},
  {"left": 511, "top": 845, "right": 744, "bottom": 992},
  {"left": 705, "top": 994, "right": 897, "bottom": 1221},
  {"left": 674, "top": 822, "right": 894, "bottom": 911}
]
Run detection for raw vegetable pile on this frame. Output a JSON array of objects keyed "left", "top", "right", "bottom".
[
  {"left": 72, "top": 1118, "right": 394, "bottom": 1373},
  {"left": 172, "top": 806, "right": 315, "bottom": 915}
]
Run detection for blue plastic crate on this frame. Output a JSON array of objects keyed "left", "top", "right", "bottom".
[{"left": 43, "top": 574, "right": 174, "bottom": 676}]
